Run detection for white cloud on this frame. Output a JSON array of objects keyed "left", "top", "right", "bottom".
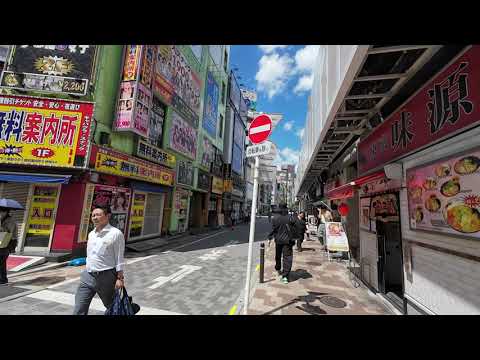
[
  {"left": 273, "top": 147, "right": 300, "bottom": 167},
  {"left": 293, "top": 74, "right": 314, "bottom": 94},
  {"left": 255, "top": 53, "right": 294, "bottom": 99},
  {"left": 258, "top": 45, "right": 288, "bottom": 54},
  {"left": 283, "top": 121, "right": 294, "bottom": 131},
  {"left": 296, "top": 127, "right": 305, "bottom": 139},
  {"left": 294, "top": 45, "right": 320, "bottom": 73}
]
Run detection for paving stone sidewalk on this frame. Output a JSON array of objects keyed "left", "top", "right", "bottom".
[{"left": 248, "top": 238, "right": 392, "bottom": 315}]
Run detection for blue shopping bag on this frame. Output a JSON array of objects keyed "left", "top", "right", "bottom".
[{"left": 105, "top": 287, "right": 139, "bottom": 316}]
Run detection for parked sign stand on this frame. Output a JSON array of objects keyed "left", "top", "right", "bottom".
[{"left": 243, "top": 114, "right": 272, "bottom": 315}]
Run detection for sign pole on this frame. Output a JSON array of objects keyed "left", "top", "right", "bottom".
[{"left": 243, "top": 154, "right": 260, "bottom": 315}]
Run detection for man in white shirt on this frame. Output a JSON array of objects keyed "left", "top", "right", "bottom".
[{"left": 73, "top": 206, "right": 125, "bottom": 315}]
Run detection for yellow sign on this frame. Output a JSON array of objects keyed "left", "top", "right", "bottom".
[
  {"left": 212, "top": 176, "right": 224, "bottom": 195},
  {"left": 25, "top": 185, "right": 59, "bottom": 236},
  {"left": 93, "top": 145, "right": 175, "bottom": 186},
  {"left": 0, "top": 95, "right": 94, "bottom": 168},
  {"left": 137, "top": 139, "right": 176, "bottom": 168},
  {"left": 129, "top": 192, "right": 147, "bottom": 238},
  {"left": 223, "top": 179, "right": 233, "bottom": 193},
  {"left": 78, "top": 183, "right": 95, "bottom": 243}
]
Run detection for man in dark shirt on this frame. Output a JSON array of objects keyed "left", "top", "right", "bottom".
[
  {"left": 268, "top": 204, "right": 295, "bottom": 284},
  {"left": 292, "top": 211, "right": 307, "bottom": 252}
]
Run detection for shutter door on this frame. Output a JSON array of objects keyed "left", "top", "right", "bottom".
[
  {"left": 143, "top": 193, "right": 164, "bottom": 236},
  {"left": 0, "top": 183, "right": 30, "bottom": 241}
]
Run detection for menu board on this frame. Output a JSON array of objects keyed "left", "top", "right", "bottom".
[
  {"left": 407, "top": 147, "right": 480, "bottom": 238},
  {"left": 325, "top": 222, "right": 350, "bottom": 252}
]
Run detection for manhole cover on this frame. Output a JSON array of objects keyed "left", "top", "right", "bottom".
[{"left": 319, "top": 296, "right": 347, "bottom": 308}]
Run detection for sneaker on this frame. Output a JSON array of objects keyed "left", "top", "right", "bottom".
[{"left": 281, "top": 277, "right": 289, "bottom": 284}]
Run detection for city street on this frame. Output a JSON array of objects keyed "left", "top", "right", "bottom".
[{"left": 0, "top": 218, "right": 272, "bottom": 315}]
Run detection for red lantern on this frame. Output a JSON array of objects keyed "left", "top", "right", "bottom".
[{"left": 338, "top": 203, "right": 349, "bottom": 216}]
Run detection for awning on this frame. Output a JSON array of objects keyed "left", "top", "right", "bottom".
[
  {"left": 131, "top": 181, "right": 171, "bottom": 194},
  {"left": 352, "top": 170, "right": 385, "bottom": 186},
  {"left": 326, "top": 183, "right": 354, "bottom": 200},
  {"left": 0, "top": 172, "right": 71, "bottom": 184}
]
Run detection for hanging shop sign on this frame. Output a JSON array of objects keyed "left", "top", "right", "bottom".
[
  {"left": 1, "top": 45, "right": 97, "bottom": 96},
  {"left": 147, "top": 96, "right": 165, "bottom": 148},
  {"left": 129, "top": 192, "right": 147, "bottom": 238},
  {"left": 197, "top": 169, "right": 211, "bottom": 191},
  {"left": 407, "top": 147, "right": 480, "bottom": 239},
  {"left": 211, "top": 176, "right": 224, "bottom": 195},
  {"left": 325, "top": 222, "right": 350, "bottom": 252},
  {"left": 176, "top": 160, "right": 194, "bottom": 188},
  {"left": 25, "top": 185, "right": 59, "bottom": 237},
  {"left": 91, "top": 145, "right": 175, "bottom": 186},
  {"left": 139, "top": 45, "right": 156, "bottom": 89},
  {"left": 203, "top": 71, "right": 219, "bottom": 138},
  {"left": 358, "top": 45, "right": 480, "bottom": 175},
  {"left": 201, "top": 135, "right": 214, "bottom": 169},
  {"left": 137, "top": 139, "right": 176, "bottom": 168},
  {"left": 169, "top": 110, "right": 197, "bottom": 160},
  {"left": 0, "top": 94, "right": 93, "bottom": 168},
  {"left": 114, "top": 80, "right": 151, "bottom": 138},
  {"left": 123, "top": 45, "right": 142, "bottom": 81},
  {"left": 153, "top": 45, "right": 201, "bottom": 126}
]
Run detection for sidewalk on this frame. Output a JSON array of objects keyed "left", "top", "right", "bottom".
[{"left": 248, "top": 238, "right": 392, "bottom": 315}]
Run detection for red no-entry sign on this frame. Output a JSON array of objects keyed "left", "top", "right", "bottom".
[{"left": 248, "top": 114, "right": 272, "bottom": 144}]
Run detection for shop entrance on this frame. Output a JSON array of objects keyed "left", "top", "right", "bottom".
[{"left": 373, "top": 192, "right": 404, "bottom": 300}]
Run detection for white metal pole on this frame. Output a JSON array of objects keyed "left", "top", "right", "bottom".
[{"left": 243, "top": 155, "right": 259, "bottom": 315}]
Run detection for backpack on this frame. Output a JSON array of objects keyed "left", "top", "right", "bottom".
[{"left": 275, "top": 216, "right": 294, "bottom": 245}]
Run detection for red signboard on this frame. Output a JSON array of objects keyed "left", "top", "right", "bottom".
[
  {"left": 248, "top": 114, "right": 272, "bottom": 144},
  {"left": 358, "top": 46, "right": 480, "bottom": 175}
]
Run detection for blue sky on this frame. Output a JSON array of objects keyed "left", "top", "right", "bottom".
[{"left": 230, "top": 45, "right": 319, "bottom": 167}]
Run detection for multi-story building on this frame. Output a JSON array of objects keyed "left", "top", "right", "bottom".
[
  {"left": 276, "top": 165, "right": 296, "bottom": 210},
  {"left": 0, "top": 45, "right": 230, "bottom": 261}
]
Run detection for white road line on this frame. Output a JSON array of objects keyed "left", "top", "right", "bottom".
[
  {"left": 126, "top": 255, "right": 158, "bottom": 265},
  {"left": 167, "top": 230, "right": 229, "bottom": 251},
  {"left": 27, "top": 290, "right": 184, "bottom": 315}
]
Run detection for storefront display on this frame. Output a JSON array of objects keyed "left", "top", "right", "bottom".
[
  {"left": 0, "top": 94, "right": 94, "bottom": 168},
  {"left": 407, "top": 147, "right": 480, "bottom": 238}
]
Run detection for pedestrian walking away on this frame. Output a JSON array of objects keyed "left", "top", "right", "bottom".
[
  {"left": 268, "top": 203, "right": 296, "bottom": 284},
  {"left": 73, "top": 206, "right": 126, "bottom": 315},
  {"left": 0, "top": 207, "right": 18, "bottom": 286},
  {"left": 292, "top": 211, "right": 307, "bottom": 252}
]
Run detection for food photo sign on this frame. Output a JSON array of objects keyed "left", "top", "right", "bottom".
[{"left": 407, "top": 147, "right": 480, "bottom": 239}]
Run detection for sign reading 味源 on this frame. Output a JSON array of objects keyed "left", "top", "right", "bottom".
[{"left": 0, "top": 94, "right": 93, "bottom": 168}]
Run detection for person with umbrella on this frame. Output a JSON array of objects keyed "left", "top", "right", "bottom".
[{"left": 0, "top": 199, "right": 23, "bottom": 286}]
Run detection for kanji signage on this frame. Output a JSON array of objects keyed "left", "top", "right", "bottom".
[
  {"left": 0, "top": 94, "right": 93, "bottom": 168},
  {"left": 1, "top": 45, "right": 97, "bottom": 96},
  {"left": 359, "top": 46, "right": 480, "bottom": 175},
  {"left": 246, "top": 142, "right": 271, "bottom": 158},
  {"left": 137, "top": 139, "right": 176, "bottom": 168},
  {"left": 176, "top": 160, "right": 194, "bottom": 188},
  {"left": 91, "top": 145, "right": 175, "bottom": 186},
  {"left": 197, "top": 169, "right": 211, "bottom": 192}
]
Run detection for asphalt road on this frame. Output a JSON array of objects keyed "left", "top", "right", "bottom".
[{"left": 0, "top": 217, "right": 273, "bottom": 315}]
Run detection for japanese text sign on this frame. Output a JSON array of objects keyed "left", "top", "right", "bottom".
[
  {"left": 0, "top": 94, "right": 93, "bottom": 168},
  {"left": 91, "top": 145, "right": 175, "bottom": 186},
  {"left": 137, "top": 139, "right": 176, "bottom": 168},
  {"left": 203, "top": 71, "right": 219, "bottom": 138},
  {"left": 169, "top": 110, "right": 197, "bottom": 160},
  {"left": 211, "top": 176, "right": 224, "bottom": 195},
  {"left": 246, "top": 142, "right": 271, "bottom": 158},
  {"left": 359, "top": 46, "right": 480, "bottom": 175}
]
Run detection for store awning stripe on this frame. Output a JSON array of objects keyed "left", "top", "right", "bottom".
[
  {"left": 0, "top": 173, "right": 71, "bottom": 184},
  {"left": 352, "top": 170, "right": 385, "bottom": 186},
  {"left": 326, "top": 184, "right": 354, "bottom": 200}
]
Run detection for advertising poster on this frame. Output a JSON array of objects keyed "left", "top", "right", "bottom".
[
  {"left": 169, "top": 110, "right": 197, "bottom": 160},
  {"left": 201, "top": 135, "right": 214, "bottom": 169},
  {"left": 123, "top": 45, "right": 142, "bottom": 81},
  {"left": 177, "top": 160, "right": 194, "bottom": 187},
  {"left": 360, "top": 197, "right": 371, "bottom": 232},
  {"left": 129, "top": 192, "right": 147, "bottom": 238},
  {"left": 137, "top": 139, "right": 176, "bottom": 168},
  {"left": 0, "top": 94, "right": 93, "bottom": 168},
  {"left": 325, "top": 222, "right": 350, "bottom": 252},
  {"left": 197, "top": 169, "right": 211, "bottom": 192},
  {"left": 148, "top": 96, "right": 166, "bottom": 147},
  {"left": 89, "top": 185, "right": 131, "bottom": 236},
  {"left": 229, "top": 74, "right": 241, "bottom": 112},
  {"left": 153, "top": 45, "right": 201, "bottom": 123},
  {"left": 211, "top": 176, "right": 224, "bottom": 195},
  {"left": 78, "top": 183, "right": 95, "bottom": 243},
  {"left": 234, "top": 114, "right": 245, "bottom": 147},
  {"left": 140, "top": 45, "right": 155, "bottom": 89},
  {"left": 114, "top": 81, "right": 151, "bottom": 138},
  {"left": 133, "top": 82, "right": 151, "bottom": 137},
  {"left": 407, "top": 147, "right": 480, "bottom": 239},
  {"left": 202, "top": 71, "right": 219, "bottom": 138},
  {"left": 92, "top": 145, "right": 175, "bottom": 186},
  {"left": 25, "top": 185, "right": 58, "bottom": 237},
  {"left": 115, "top": 81, "right": 136, "bottom": 130},
  {"left": 175, "top": 188, "right": 189, "bottom": 219},
  {"left": 232, "top": 143, "right": 243, "bottom": 175},
  {"left": 1, "top": 45, "right": 96, "bottom": 96}
]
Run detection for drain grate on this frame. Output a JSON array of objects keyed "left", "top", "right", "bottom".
[{"left": 319, "top": 296, "right": 347, "bottom": 308}]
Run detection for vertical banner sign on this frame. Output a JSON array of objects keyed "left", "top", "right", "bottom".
[
  {"left": 129, "top": 192, "right": 147, "bottom": 238},
  {"left": 115, "top": 81, "right": 136, "bottom": 130},
  {"left": 78, "top": 183, "right": 95, "bottom": 243},
  {"left": 140, "top": 45, "right": 156, "bottom": 89},
  {"left": 0, "top": 94, "right": 94, "bottom": 168},
  {"left": 123, "top": 45, "right": 142, "bottom": 81},
  {"left": 1, "top": 45, "right": 97, "bottom": 96},
  {"left": 203, "top": 71, "right": 219, "bottom": 138},
  {"left": 25, "top": 185, "right": 59, "bottom": 237},
  {"left": 201, "top": 136, "right": 214, "bottom": 169},
  {"left": 169, "top": 110, "right": 197, "bottom": 160},
  {"left": 358, "top": 45, "right": 480, "bottom": 175},
  {"left": 148, "top": 97, "right": 166, "bottom": 148}
]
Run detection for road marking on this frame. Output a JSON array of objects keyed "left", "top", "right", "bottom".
[
  {"left": 27, "top": 290, "right": 183, "bottom": 315},
  {"left": 228, "top": 305, "right": 237, "bottom": 315},
  {"left": 126, "top": 255, "right": 158, "bottom": 265},
  {"left": 148, "top": 265, "right": 202, "bottom": 289},
  {"left": 198, "top": 249, "right": 227, "bottom": 261},
  {"left": 167, "top": 230, "right": 229, "bottom": 252}
]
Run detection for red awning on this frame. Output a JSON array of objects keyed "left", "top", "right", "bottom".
[
  {"left": 352, "top": 170, "right": 385, "bottom": 186},
  {"left": 326, "top": 183, "right": 354, "bottom": 200}
]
